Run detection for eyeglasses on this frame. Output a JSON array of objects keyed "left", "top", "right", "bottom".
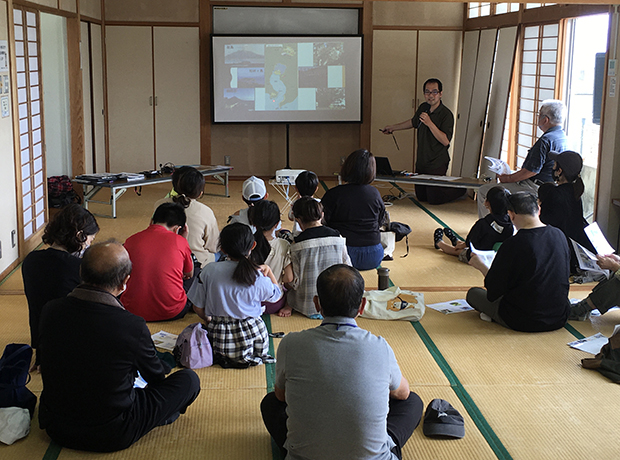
[{"left": 424, "top": 90, "right": 440, "bottom": 95}]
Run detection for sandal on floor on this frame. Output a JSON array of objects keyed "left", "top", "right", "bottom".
[
  {"left": 433, "top": 228, "right": 444, "bottom": 249},
  {"left": 443, "top": 227, "right": 459, "bottom": 246}
]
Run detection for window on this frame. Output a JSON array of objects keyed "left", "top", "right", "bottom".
[
  {"left": 496, "top": 3, "right": 520, "bottom": 15},
  {"left": 468, "top": 3, "right": 491, "bottom": 19},
  {"left": 562, "top": 13, "right": 609, "bottom": 220},
  {"left": 515, "top": 23, "right": 559, "bottom": 169},
  {"left": 14, "top": 7, "right": 46, "bottom": 240}
]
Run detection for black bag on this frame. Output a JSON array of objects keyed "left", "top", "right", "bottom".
[
  {"left": 47, "top": 175, "right": 81, "bottom": 208},
  {"left": 389, "top": 222, "right": 412, "bottom": 258},
  {"left": 0, "top": 344, "right": 37, "bottom": 418}
]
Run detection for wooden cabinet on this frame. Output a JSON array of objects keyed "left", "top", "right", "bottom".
[{"left": 106, "top": 26, "right": 199, "bottom": 172}]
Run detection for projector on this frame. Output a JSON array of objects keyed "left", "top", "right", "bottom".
[{"left": 275, "top": 169, "right": 305, "bottom": 185}]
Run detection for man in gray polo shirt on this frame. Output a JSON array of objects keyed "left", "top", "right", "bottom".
[{"left": 260, "top": 264, "right": 423, "bottom": 459}]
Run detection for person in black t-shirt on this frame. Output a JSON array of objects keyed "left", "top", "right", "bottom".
[
  {"left": 467, "top": 192, "right": 571, "bottom": 332},
  {"left": 434, "top": 186, "right": 513, "bottom": 263}
]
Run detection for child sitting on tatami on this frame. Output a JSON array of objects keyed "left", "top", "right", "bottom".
[
  {"left": 285, "top": 197, "right": 351, "bottom": 318},
  {"left": 188, "top": 223, "right": 281, "bottom": 368},
  {"left": 288, "top": 170, "right": 320, "bottom": 237},
  {"left": 434, "top": 186, "right": 513, "bottom": 263},
  {"left": 249, "top": 200, "right": 294, "bottom": 317},
  {"left": 229, "top": 176, "right": 268, "bottom": 232}
]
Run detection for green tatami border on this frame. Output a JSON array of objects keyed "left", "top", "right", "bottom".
[
  {"left": 410, "top": 321, "right": 513, "bottom": 460},
  {"left": 391, "top": 182, "right": 464, "bottom": 241},
  {"left": 42, "top": 441, "right": 62, "bottom": 460}
]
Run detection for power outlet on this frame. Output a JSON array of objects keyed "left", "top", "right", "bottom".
[{"left": 224, "top": 155, "right": 231, "bottom": 166}]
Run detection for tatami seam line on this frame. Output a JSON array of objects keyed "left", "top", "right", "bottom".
[
  {"left": 410, "top": 320, "right": 513, "bottom": 460},
  {"left": 391, "top": 182, "right": 464, "bottom": 241}
]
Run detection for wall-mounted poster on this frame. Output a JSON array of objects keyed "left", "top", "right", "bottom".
[{"left": 0, "top": 41, "right": 8, "bottom": 72}]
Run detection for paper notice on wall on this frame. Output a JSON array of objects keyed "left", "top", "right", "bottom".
[{"left": 0, "top": 41, "right": 7, "bottom": 72}]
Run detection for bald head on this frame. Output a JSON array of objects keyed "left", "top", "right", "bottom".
[
  {"left": 80, "top": 242, "right": 132, "bottom": 292},
  {"left": 316, "top": 264, "right": 365, "bottom": 317}
]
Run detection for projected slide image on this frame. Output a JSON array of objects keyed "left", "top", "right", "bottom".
[
  {"left": 224, "top": 88, "right": 255, "bottom": 111},
  {"left": 317, "top": 88, "right": 345, "bottom": 110},
  {"left": 314, "top": 42, "right": 345, "bottom": 66},
  {"left": 265, "top": 44, "right": 298, "bottom": 110},
  {"left": 236, "top": 67, "right": 265, "bottom": 88},
  {"left": 213, "top": 36, "right": 362, "bottom": 122},
  {"left": 299, "top": 66, "right": 328, "bottom": 88},
  {"left": 224, "top": 44, "right": 265, "bottom": 65}
]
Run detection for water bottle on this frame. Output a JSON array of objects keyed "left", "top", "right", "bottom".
[{"left": 377, "top": 267, "right": 390, "bottom": 290}]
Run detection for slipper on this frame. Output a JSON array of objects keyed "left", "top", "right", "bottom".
[
  {"left": 433, "top": 228, "right": 443, "bottom": 249},
  {"left": 443, "top": 227, "right": 459, "bottom": 246}
]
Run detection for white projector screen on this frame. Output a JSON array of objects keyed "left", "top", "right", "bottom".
[{"left": 212, "top": 35, "right": 363, "bottom": 123}]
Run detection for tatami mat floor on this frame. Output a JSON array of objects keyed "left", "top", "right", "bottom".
[{"left": 1, "top": 178, "right": 619, "bottom": 459}]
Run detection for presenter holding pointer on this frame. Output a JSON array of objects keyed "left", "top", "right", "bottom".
[{"left": 382, "top": 78, "right": 464, "bottom": 205}]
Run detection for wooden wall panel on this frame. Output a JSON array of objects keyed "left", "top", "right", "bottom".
[
  {"left": 106, "top": 26, "right": 154, "bottom": 172},
  {"left": 22, "top": 0, "right": 56, "bottom": 9},
  {"left": 153, "top": 26, "right": 200, "bottom": 167},
  {"left": 59, "top": 0, "right": 76, "bottom": 13},
  {"left": 373, "top": 1, "right": 463, "bottom": 28},
  {"left": 104, "top": 0, "right": 199, "bottom": 23},
  {"left": 79, "top": 0, "right": 101, "bottom": 20},
  {"left": 370, "top": 29, "right": 417, "bottom": 172}
]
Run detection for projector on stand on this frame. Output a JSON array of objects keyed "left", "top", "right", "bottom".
[{"left": 275, "top": 169, "right": 305, "bottom": 185}]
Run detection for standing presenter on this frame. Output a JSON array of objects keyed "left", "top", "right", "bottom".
[{"left": 383, "top": 78, "right": 464, "bottom": 205}]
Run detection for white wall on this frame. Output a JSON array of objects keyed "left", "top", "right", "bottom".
[
  {"left": 40, "top": 13, "right": 71, "bottom": 177},
  {"left": 0, "top": 0, "right": 19, "bottom": 272}
]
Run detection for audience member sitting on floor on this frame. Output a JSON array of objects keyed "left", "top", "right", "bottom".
[
  {"left": 156, "top": 166, "right": 219, "bottom": 268},
  {"left": 288, "top": 170, "right": 320, "bottom": 237},
  {"left": 38, "top": 242, "right": 200, "bottom": 452},
  {"left": 188, "top": 223, "right": 281, "bottom": 368},
  {"left": 22, "top": 204, "right": 99, "bottom": 369},
  {"left": 166, "top": 165, "right": 193, "bottom": 198},
  {"left": 569, "top": 253, "right": 620, "bottom": 320},
  {"left": 249, "top": 200, "right": 293, "bottom": 316},
  {"left": 261, "top": 264, "right": 423, "bottom": 460},
  {"left": 286, "top": 197, "right": 351, "bottom": 319},
  {"left": 434, "top": 186, "right": 513, "bottom": 263},
  {"left": 121, "top": 203, "right": 194, "bottom": 321},
  {"left": 322, "top": 149, "right": 386, "bottom": 270},
  {"left": 229, "top": 175, "right": 269, "bottom": 232},
  {"left": 538, "top": 150, "right": 595, "bottom": 275},
  {"left": 467, "top": 192, "right": 571, "bottom": 332}
]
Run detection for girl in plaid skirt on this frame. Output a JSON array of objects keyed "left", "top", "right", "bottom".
[{"left": 188, "top": 223, "right": 281, "bottom": 368}]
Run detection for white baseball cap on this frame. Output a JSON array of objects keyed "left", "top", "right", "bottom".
[{"left": 242, "top": 176, "right": 267, "bottom": 202}]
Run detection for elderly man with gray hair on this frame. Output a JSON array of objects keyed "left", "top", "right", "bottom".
[
  {"left": 38, "top": 242, "right": 200, "bottom": 452},
  {"left": 477, "top": 99, "right": 568, "bottom": 217}
]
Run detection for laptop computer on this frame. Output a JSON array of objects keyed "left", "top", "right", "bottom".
[{"left": 375, "top": 157, "right": 405, "bottom": 177}]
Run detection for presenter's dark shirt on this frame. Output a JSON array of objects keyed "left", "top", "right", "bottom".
[
  {"left": 485, "top": 225, "right": 570, "bottom": 332},
  {"left": 411, "top": 101, "right": 454, "bottom": 171},
  {"left": 322, "top": 184, "right": 385, "bottom": 247}
]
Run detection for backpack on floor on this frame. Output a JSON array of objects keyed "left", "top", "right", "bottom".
[
  {"left": 47, "top": 175, "right": 80, "bottom": 208},
  {"left": 173, "top": 323, "right": 213, "bottom": 369},
  {"left": 0, "top": 344, "right": 37, "bottom": 419}
]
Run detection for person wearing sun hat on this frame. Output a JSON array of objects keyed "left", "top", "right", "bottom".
[{"left": 538, "top": 150, "right": 595, "bottom": 274}]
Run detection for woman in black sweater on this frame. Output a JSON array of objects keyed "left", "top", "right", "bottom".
[{"left": 321, "top": 149, "right": 386, "bottom": 270}]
